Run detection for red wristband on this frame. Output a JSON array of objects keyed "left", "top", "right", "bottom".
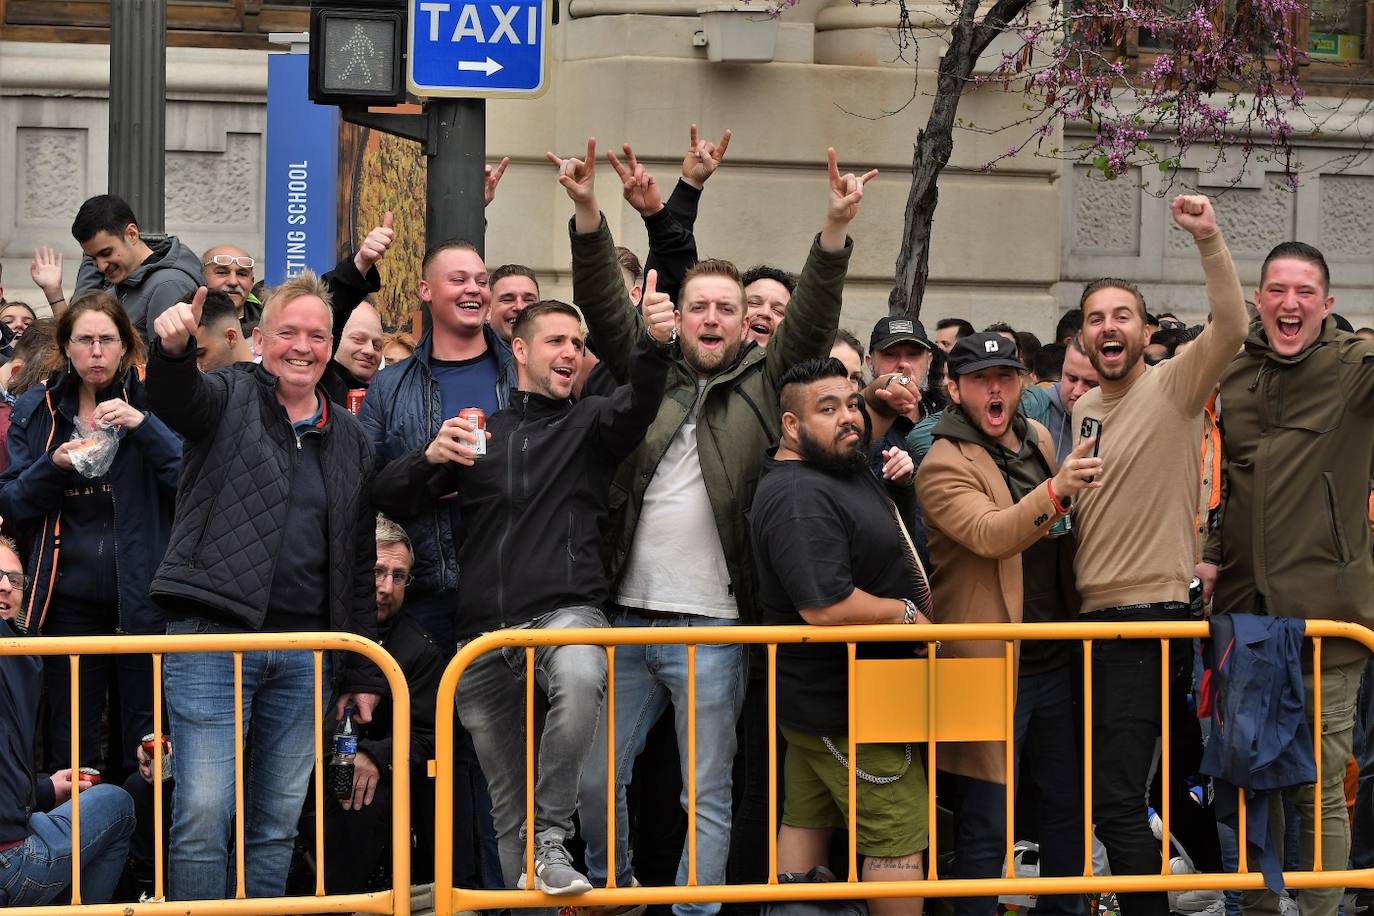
[{"left": 1047, "top": 479, "right": 1068, "bottom": 515}]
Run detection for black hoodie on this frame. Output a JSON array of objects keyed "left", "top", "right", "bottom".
[{"left": 372, "top": 331, "right": 671, "bottom": 640}]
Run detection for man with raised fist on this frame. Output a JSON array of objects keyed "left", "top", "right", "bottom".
[
  {"left": 372, "top": 286, "right": 675, "bottom": 895},
  {"left": 201, "top": 211, "right": 393, "bottom": 341},
  {"left": 1070, "top": 194, "right": 1247, "bottom": 916},
  {"left": 145, "top": 274, "right": 382, "bottom": 902},
  {"left": 551, "top": 138, "right": 871, "bottom": 911}
]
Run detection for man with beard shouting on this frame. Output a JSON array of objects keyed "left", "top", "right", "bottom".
[
  {"left": 1070, "top": 194, "right": 1247, "bottom": 916},
  {"left": 750, "top": 356, "right": 933, "bottom": 916}
]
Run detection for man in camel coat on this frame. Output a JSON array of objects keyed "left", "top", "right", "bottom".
[{"left": 916, "top": 331, "right": 1101, "bottom": 916}]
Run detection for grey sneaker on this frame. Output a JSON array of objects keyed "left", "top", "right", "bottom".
[{"left": 518, "top": 839, "right": 593, "bottom": 896}]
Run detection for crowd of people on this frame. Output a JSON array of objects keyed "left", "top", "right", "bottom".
[{"left": 0, "top": 124, "right": 1371, "bottom": 916}]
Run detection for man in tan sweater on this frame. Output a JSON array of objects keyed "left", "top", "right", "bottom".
[{"left": 1070, "top": 195, "right": 1248, "bottom": 916}]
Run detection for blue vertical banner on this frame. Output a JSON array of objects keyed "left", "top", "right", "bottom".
[{"left": 264, "top": 51, "right": 340, "bottom": 286}]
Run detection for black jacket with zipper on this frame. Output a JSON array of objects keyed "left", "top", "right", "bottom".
[
  {"left": 371, "top": 331, "right": 671, "bottom": 640},
  {"left": 359, "top": 325, "right": 518, "bottom": 598},
  {"left": 143, "top": 340, "right": 382, "bottom": 692}
]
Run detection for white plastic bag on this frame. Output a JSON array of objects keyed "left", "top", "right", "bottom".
[{"left": 67, "top": 417, "right": 120, "bottom": 478}]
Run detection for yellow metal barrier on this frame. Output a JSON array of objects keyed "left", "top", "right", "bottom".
[
  {"left": 433, "top": 619, "right": 1374, "bottom": 914},
  {"left": 0, "top": 631, "right": 411, "bottom": 916}
]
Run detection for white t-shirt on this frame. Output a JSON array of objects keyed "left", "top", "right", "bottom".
[{"left": 616, "top": 384, "right": 738, "bottom": 618}]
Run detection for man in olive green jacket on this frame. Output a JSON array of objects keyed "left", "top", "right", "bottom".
[
  {"left": 548, "top": 139, "right": 872, "bottom": 912},
  {"left": 1202, "top": 241, "right": 1374, "bottom": 916}
]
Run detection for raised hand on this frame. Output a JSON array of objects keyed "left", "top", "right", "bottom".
[
  {"left": 484, "top": 157, "right": 511, "bottom": 207},
  {"left": 1171, "top": 194, "right": 1218, "bottom": 240},
  {"left": 681, "top": 124, "right": 731, "bottom": 188},
  {"left": 354, "top": 211, "right": 395, "bottom": 275},
  {"left": 607, "top": 144, "right": 664, "bottom": 216},
  {"left": 547, "top": 137, "right": 598, "bottom": 209},
  {"left": 825, "top": 147, "right": 879, "bottom": 231},
  {"left": 641, "top": 269, "right": 676, "bottom": 343},
  {"left": 153, "top": 285, "right": 207, "bottom": 358},
  {"left": 1051, "top": 435, "right": 1103, "bottom": 501},
  {"left": 30, "top": 246, "right": 63, "bottom": 301},
  {"left": 424, "top": 415, "right": 489, "bottom": 465}
]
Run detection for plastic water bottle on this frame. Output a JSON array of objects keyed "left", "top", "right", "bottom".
[{"left": 329, "top": 705, "right": 358, "bottom": 800}]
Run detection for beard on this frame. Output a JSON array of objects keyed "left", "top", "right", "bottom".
[
  {"left": 681, "top": 334, "right": 743, "bottom": 376},
  {"left": 1086, "top": 335, "right": 1144, "bottom": 381},
  {"left": 798, "top": 422, "right": 871, "bottom": 476}
]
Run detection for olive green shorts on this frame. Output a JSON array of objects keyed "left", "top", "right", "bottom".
[{"left": 780, "top": 726, "right": 929, "bottom": 858}]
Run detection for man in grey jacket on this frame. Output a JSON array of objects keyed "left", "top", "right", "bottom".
[{"left": 57, "top": 194, "right": 204, "bottom": 340}]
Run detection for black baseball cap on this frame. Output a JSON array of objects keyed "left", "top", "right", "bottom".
[
  {"left": 948, "top": 332, "right": 1026, "bottom": 377},
  {"left": 869, "top": 316, "right": 932, "bottom": 353}
]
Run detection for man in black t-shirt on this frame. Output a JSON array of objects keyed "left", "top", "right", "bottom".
[{"left": 750, "top": 356, "right": 932, "bottom": 916}]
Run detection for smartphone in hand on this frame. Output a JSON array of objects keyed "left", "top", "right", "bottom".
[{"left": 1080, "top": 417, "right": 1103, "bottom": 482}]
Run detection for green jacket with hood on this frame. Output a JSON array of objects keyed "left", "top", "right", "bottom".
[
  {"left": 570, "top": 216, "right": 851, "bottom": 624},
  {"left": 1212, "top": 316, "right": 1374, "bottom": 665}
]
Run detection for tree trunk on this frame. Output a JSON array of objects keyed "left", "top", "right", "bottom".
[{"left": 891, "top": 0, "right": 1036, "bottom": 318}]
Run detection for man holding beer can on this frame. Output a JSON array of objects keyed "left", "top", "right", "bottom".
[
  {"left": 372, "top": 284, "right": 676, "bottom": 894},
  {"left": 915, "top": 331, "right": 1100, "bottom": 916}
]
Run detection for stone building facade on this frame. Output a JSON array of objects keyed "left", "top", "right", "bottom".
[{"left": 2, "top": 2, "right": 1372, "bottom": 338}]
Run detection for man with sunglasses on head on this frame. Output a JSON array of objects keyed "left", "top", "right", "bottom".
[
  {"left": 201, "top": 246, "right": 265, "bottom": 335},
  {"left": 201, "top": 214, "right": 395, "bottom": 387}
]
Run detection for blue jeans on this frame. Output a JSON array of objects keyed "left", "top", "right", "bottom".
[
  {"left": 0, "top": 783, "right": 134, "bottom": 906},
  {"left": 578, "top": 611, "right": 747, "bottom": 916},
  {"left": 456, "top": 606, "right": 609, "bottom": 887},
  {"left": 164, "top": 617, "right": 331, "bottom": 900}
]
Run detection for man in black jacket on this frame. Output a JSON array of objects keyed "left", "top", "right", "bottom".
[
  {"left": 0, "top": 535, "right": 135, "bottom": 906},
  {"left": 324, "top": 515, "right": 445, "bottom": 891},
  {"left": 372, "top": 292, "right": 675, "bottom": 895},
  {"left": 147, "top": 274, "right": 381, "bottom": 902}
]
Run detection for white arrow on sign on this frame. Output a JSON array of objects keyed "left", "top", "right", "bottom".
[{"left": 457, "top": 57, "right": 504, "bottom": 76}]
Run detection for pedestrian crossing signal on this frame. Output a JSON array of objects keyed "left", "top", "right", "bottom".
[{"left": 309, "top": 1, "right": 408, "bottom": 106}]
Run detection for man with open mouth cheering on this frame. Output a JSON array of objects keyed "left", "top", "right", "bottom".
[{"left": 1070, "top": 194, "right": 1248, "bottom": 916}]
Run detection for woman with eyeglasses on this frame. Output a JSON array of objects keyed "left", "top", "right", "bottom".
[{"left": 0, "top": 291, "right": 181, "bottom": 783}]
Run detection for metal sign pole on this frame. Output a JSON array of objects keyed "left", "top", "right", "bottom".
[
  {"left": 425, "top": 98, "right": 487, "bottom": 256},
  {"left": 109, "top": 0, "right": 166, "bottom": 232}
]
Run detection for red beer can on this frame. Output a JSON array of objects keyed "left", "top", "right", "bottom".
[
  {"left": 78, "top": 766, "right": 101, "bottom": 786},
  {"left": 459, "top": 408, "right": 487, "bottom": 458},
  {"left": 346, "top": 389, "right": 366, "bottom": 416},
  {"left": 142, "top": 734, "right": 173, "bottom": 781}
]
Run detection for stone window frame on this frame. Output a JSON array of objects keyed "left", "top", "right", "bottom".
[
  {"left": 0, "top": 0, "right": 310, "bottom": 49},
  {"left": 1087, "top": 0, "right": 1374, "bottom": 85}
]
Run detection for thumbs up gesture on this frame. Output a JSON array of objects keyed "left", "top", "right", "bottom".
[
  {"left": 641, "top": 269, "right": 676, "bottom": 343},
  {"left": 154, "top": 285, "right": 207, "bottom": 357},
  {"left": 354, "top": 211, "right": 395, "bottom": 274}
]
